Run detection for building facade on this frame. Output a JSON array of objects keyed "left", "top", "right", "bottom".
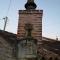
[{"left": 0, "top": 0, "right": 60, "bottom": 60}]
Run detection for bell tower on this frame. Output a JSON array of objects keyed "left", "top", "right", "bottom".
[{"left": 17, "top": 0, "right": 43, "bottom": 43}]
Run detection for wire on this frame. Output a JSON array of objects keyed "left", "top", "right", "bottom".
[
  {"left": 6, "top": 0, "right": 12, "bottom": 16},
  {"left": 0, "top": 0, "right": 12, "bottom": 30}
]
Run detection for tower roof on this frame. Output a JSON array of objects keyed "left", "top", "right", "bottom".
[{"left": 25, "top": 0, "right": 37, "bottom": 10}]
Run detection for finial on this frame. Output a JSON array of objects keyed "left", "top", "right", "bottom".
[
  {"left": 28, "top": 0, "right": 34, "bottom": 2},
  {"left": 25, "top": 0, "right": 37, "bottom": 10}
]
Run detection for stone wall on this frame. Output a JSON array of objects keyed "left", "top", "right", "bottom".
[{"left": 0, "top": 36, "right": 16, "bottom": 60}]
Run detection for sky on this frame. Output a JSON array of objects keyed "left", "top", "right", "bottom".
[{"left": 0, "top": 0, "right": 60, "bottom": 40}]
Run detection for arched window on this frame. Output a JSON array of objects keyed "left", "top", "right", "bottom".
[
  {"left": 55, "top": 57, "right": 58, "bottom": 60},
  {"left": 49, "top": 57, "right": 52, "bottom": 60}
]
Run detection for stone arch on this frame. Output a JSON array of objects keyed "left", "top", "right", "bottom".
[{"left": 49, "top": 57, "right": 53, "bottom": 60}]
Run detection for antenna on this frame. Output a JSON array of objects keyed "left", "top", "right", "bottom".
[
  {"left": 3, "top": 16, "right": 8, "bottom": 31},
  {"left": 56, "top": 35, "right": 58, "bottom": 41}
]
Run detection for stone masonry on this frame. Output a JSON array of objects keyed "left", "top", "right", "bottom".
[{"left": 17, "top": 10, "right": 43, "bottom": 43}]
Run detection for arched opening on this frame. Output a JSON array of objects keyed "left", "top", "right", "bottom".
[
  {"left": 49, "top": 57, "right": 53, "bottom": 60},
  {"left": 55, "top": 57, "right": 58, "bottom": 60},
  {"left": 41, "top": 57, "right": 46, "bottom": 60}
]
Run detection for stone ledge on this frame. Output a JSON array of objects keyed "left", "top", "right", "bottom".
[{"left": 19, "top": 10, "right": 43, "bottom": 14}]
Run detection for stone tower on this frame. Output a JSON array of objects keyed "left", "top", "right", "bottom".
[
  {"left": 17, "top": 0, "right": 43, "bottom": 43},
  {"left": 17, "top": 23, "right": 37, "bottom": 60}
]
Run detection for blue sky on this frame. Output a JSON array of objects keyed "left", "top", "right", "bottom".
[{"left": 0, "top": 0, "right": 60, "bottom": 39}]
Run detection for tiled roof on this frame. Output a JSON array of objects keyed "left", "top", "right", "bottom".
[
  {"left": 0, "top": 30, "right": 60, "bottom": 55},
  {"left": 0, "top": 30, "right": 17, "bottom": 45},
  {"left": 0, "top": 30, "right": 16, "bottom": 37},
  {"left": 42, "top": 37, "right": 60, "bottom": 55}
]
